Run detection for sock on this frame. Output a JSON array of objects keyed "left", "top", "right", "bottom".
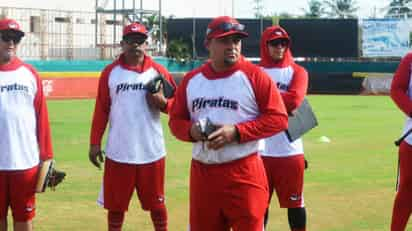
[
  {"left": 108, "top": 211, "right": 125, "bottom": 231},
  {"left": 150, "top": 206, "right": 168, "bottom": 231},
  {"left": 288, "top": 207, "right": 306, "bottom": 231}
]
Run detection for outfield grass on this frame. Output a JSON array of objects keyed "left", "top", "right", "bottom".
[{"left": 15, "top": 95, "right": 408, "bottom": 230}]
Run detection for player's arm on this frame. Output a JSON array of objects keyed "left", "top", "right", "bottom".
[
  {"left": 30, "top": 66, "right": 54, "bottom": 161},
  {"left": 236, "top": 69, "right": 288, "bottom": 143},
  {"left": 281, "top": 64, "right": 308, "bottom": 114},
  {"left": 168, "top": 74, "right": 196, "bottom": 142},
  {"left": 391, "top": 53, "right": 412, "bottom": 117},
  {"left": 89, "top": 67, "right": 112, "bottom": 168}
]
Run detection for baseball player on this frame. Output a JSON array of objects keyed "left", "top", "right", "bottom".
[
  {"left": 0, "top": 18, "right": 54, "bottom": 231},
  {"left": 168, "top": 16, "right": 288, "bottom": 231},
  {"left": 390, "top": 52, "right": 412, "bottom": 231},
  {"left": 89, "top": 22, "right": 176, "bottom": 231},
  {"left": 259, "top": 26, "right": 309, "bottom": 231}
]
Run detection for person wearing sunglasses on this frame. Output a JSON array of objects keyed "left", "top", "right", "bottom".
[
  {"left": 0, "top": 18, "right": 54, "bottom": 231},
  {"left": 258, "top": 26, "right": 309, "bottom": 231},
  {"left": 89, "top": 22, "right": 176, "bottom": 231},
  {"left": 169, "top": 16, "right": 288, "bottom": 231}
]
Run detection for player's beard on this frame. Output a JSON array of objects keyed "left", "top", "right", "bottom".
[{"left": 223, "top": 49, "right": 239, "bottom": 66}]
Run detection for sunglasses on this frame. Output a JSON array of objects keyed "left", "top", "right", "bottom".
[
  {"left": 268, "top": 39, "right": 289, "bottom": 47},
  {"left": 0, "top": 33, "right": 22, "bottom": 44},
  {"left": 206, "top": 22, "right": 245, "bottom": 36},
  {"left": 123, "top": 36, "right": 146, "bottom": 45}
]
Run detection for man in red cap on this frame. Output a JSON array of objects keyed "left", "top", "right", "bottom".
[
  {"left": 168, "top": 16, "right": 288, "bottom": 231},
  {"left": 259, "top": 26, "right": 309, "bottom": 231},
  {"left": 0, "top": 18, "right": 54, "bottom": 231},
  {"left": 89, "top": 22, "right": 176, "bottom": 231}
]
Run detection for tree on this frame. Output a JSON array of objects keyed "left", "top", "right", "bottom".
[
  {"left": 143, "top": 14, "right": 168, "bottom": 41},
  {"left": 302, "top": 0, "right": 326, "bottom": 18},
  {"left": 384, "top": 0, "right": 412, "bottom": 18},
  {"left": 166, "top": 38, "right": 192, "bottom": 63},
  {"left": 323, "top": 0, "right": 359, "bottom": 18}
]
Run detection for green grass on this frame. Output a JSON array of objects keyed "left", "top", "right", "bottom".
[{"left": 6, "top": 95, "right": 408, "bottom": 230}]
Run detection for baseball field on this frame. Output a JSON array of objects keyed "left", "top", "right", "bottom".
[{"left": 14, "top": 94, "right": 407, "bottom": 230}]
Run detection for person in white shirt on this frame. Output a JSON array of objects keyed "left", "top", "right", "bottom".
[
  {"left": 169, "top": 16, "right": 288, "bottom": 231},
  {"left": 0, "top": 18, "right": 54, "bottom": 231},
  {"left": 88, "top": 22, "right": 176, "bottom": 231},
  {"left": 259, "top": 25, "right": 309, "bottom": 231}
]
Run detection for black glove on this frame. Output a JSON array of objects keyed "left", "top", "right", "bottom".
[
  {"left": 145, "top": 75, "right": 175, "bottom": 98},
  {"left": 48, "top": 168, "right": 66, "bottom": 189},
  {"left": 198, "top": 117, "right": 218, "bottom": 139}
]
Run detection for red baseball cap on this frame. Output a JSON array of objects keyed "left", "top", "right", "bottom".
[
  {"left": 0, "top": 18, "right": 24, "bottom": 37},
  {"left": 206, "top": 16, "right": 248, "bottom": 40},
  {"left": 123, "top": 22, "right": 148, "bottom": 38},
  {"left": 267, "top": 26, "right": 289, "bottom": 42}
]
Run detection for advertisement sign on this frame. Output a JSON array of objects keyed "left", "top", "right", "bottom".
[{"left": 361, "top": 19, "right": 410, "bottom": 57}]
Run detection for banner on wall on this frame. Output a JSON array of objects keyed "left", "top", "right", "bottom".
[{"left": 361, "top": 19, "right": 410, "bottom": 57}]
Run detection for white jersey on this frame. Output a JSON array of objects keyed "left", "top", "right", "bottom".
[
  {"left": 187, "top": 70, "right": 261, "bottom": 164},
  {"left": 260, "top": 66, "right": 304, "bottom": 157},
  {"left": 0, "top": 59, "right": 49, "bottom": 170},
  {"left": 169, "top": 58, "right": 288, "bottom": 164},
  {"left": 90, "top": 55, "right": 174, "bottom": 164}
]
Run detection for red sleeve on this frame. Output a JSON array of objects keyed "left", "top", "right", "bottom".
[
  {"left": 89, "top": 65, "right": 113, "bottom": 145},
  {"left": 282, "top": 64, "right": 308, "bottom": 113},
  {"left": 153, "top": 63, "right": 178, "bottom": 113},
  {"left": 236, "top": 65, "right": 288, "bottom": 143},
  {"left": 29, "top": 65, "right": 54, "bottom": 161},
  {"left": 391, "top": 53, "right": 412, "bottom": 116},
  {"left": 168, "top": 70, "right": 198, "bottom": 142}
]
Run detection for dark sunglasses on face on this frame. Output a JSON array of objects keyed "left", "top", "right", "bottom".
[
  {"left": 206, "top": 22, "right": 245, "bottom": 35},
  {"left": 123, "top": 37, "right": 146, "bottom": 45},
  {"left": 0, "top": 33, "right": 22, "bottom": 44},
  {"left": 268, "top": 39, "right": 289, "bottom": 47}
]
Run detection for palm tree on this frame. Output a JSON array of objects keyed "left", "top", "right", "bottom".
[
  {"left": 302, "top": 0, "right": 326, "bottom": 18},
  {"left": 323, "top": 0, "right": 359, "bottom": 18},
  {"left": 384, "top": 0, "right": 412, "bottom": 18}
]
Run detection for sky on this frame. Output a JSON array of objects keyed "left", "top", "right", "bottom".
[{"left": 4, "top": 0, "right": 391, "bottom": 19}]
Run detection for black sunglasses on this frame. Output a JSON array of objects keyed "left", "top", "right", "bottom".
[
  {"left": 123, "top": 36, "right": 146, "bottom": 45},
  {"left": 0, "top": 33, "right": 22, "bottom": 44},
  {"left": 268, "top": 39, "right": 289, "bottom": 47},
  {"left": 206, "top": 22, "right": 245, "bottom": 36}
]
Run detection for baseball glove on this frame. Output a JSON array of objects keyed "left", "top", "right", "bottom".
[
  {"left": 36, "top": 160, "right": 66, "bottom": 193},
  {"left": 198, "top": 117, "right": 218, "bottom": 139},
  {"left": 145, "top": 75, "right": 175, "bottom": 98}
]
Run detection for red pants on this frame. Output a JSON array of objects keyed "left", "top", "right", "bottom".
[
  {"left": 391, "top": 141, "right": 412, "bottom": 231},
  {"left": 0, "top": 166, "right": 38, "bottom": 221},
  {"left": 262, "top": 154, "right": 305, "bottom": 208},
  {"left": 190, "top": 154, "right": 268, "bottom": 231},
  {"left": 102, "top": 157, "right": 166, "bottom": 212}
]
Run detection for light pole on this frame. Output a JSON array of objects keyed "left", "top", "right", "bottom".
[{"left": 232, "top": 0, "right": 235, "bottom": 17}]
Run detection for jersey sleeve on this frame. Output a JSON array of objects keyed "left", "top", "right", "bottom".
[
  {"left": 90, "top": 65, "right": 112, "bottom": 145},
  {"left": 29, "top": 65, "right": 54, "bottom": 161},
  {"left": 281, "top": 64, "right": 308, "bottom": 113},
  {"left": 391, "top": 53, "right": 412, "bottom": 117},
  {"left": 236, "top": 66, "right": 288, "bottom": 143},
  {"left": 168, "top": 71, "right": 197, "bottom": 142}
]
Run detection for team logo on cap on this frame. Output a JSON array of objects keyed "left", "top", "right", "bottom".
[
  {"left": 275, "top": 31, "right": 283, "bottom": 36},
  {"left": 8, "top": 23, "right": 18, "bottom": 29},
  {"left": 131, "top": 25, "right": 140, "bottom": 31}
]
